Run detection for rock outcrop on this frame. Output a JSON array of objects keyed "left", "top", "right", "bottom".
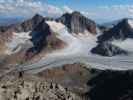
[
  {"left": 29, "top": 19, "right": 51, "bottom": 53},
  {"left": 57, "top": 11, "right": 97, "bottom": 34},
  {"left": 37, "top": 63, "right": 90, "bottom": 95},
  {"left": 0, "top": 74, "right": 79, "bottom": 100},
  {"left": 91, "top": 42, "right": 128, "bottom": 56}
]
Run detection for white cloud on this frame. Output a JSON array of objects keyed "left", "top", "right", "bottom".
[
  {"left": 0, "top": 0, "right": 63, "bottom": 18},
  {"left": 98, "top": 5, "right": 133, "bottom": 18},
  {"left": 1, "top": 0, "right": 133, "bottom": 23},
  {"left": 81, "top": 5, "right": 133, "bottom": 23},
  {"left": 63, "top": 5, "right": 73, "bottom": 13}
]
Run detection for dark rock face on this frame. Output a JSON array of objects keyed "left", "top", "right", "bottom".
[
  {"left": 58, "top": 11, "right": 97, "bottom": 34},
  {"left": 98, "top": 18, "right": 133, "bottom": 42},
  {"left": 91, "top": 42, "right": 128, "bottom": 56},
  {"left": 86, "top": 70, "right": 133, "bottom": 100},
  {"left": 31, "top": 19, "right": 51, "bottom": 52},
  {"left": 26, "top": 19, "right": 51, "bottom": 58}
]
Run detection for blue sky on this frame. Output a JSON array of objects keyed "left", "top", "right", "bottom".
[
  {"left": 45, "top": 0, "right": 133, "bottom": 22},
  {"left": 46, "top": 0, "right": 133, "bottom": 11},
  {"left": 0, "top": 0, "right": 133, "bottom": 23}
]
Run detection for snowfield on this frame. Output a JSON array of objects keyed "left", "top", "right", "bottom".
[
  {"left": 46, "top": 21, "right": 97, "bottom": 56},
  {"left": 4, "top": 20, "right": 132, "bottom": 73},
  {"left": 111, "top": 38, "right": 133, "bottom": 52},
  {"left": 17, "top": 21, "right": 133, "bottom": 73},
  {"left": 5, "top": 31, "right": 32, "bottom": 54}
]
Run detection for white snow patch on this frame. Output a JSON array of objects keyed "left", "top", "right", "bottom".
[
  {"left": 46, "top": 21, "right": 97, "bottom": 57},
  {"left": 128, "top": 19, "right": 133, "bottom": 28},
  {"left": 5, "top": 31, "right": 32, "bottom": 55},
  {"left": 111, "top": 38, "right": 133, "bottom": 52},
  {"left": 13, "top": 32, "right": 31, "bottom": 39},
  {"left": 46, "top": 21, "right": 82, "bottom": 56},
  {"left": 46, "top": 21, "right": 65, "bottom": 33}
]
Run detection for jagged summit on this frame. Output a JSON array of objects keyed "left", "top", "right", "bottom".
[
  {"left": 33, "top": 13, "right": 43, "bottom": 18},
  {"left": 30, "top": 13, "right": 44, "bottom": 23},
  {"left": 58, "top": 11, "right": 97, "bottom": 34},
  {"left": 71, "top": 11, "right": 81, "bottom": 16}
]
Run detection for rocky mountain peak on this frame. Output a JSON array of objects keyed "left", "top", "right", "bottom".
[
  {"left": 33, "top": 13, "right": 43, "bottom": 18},
  {"left": 117, "top": 18, "right": 131, "bottom": 28},
  {"left": 31, "top": 13, "right": 44, "bottom": 22},
  {"left": 71, "top": 11, "right": 81, "bottom": 16},
  {"left": 58, "top": 11, "right": 97, "bottom": 34},
  {"left": 112, "top": 18, "right": 133, "bottom": 31},
  {"left": 32, "top": 19, "right": 50, "bottom": 34}
]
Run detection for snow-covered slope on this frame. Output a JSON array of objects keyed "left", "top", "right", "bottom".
[
  {"left": 111, "top": 38, "right": 133, "bottom": 52},
  {"left": 46, "top": 21, "right": 97, "bottom": 56},
  {"left": 128, "top": 19, "right": 133, "bottom": 28},
  {"left": 19, "top": 21, "right": 133, "bottom": 72},
  {"left": 5, "top": 32, "right": 32, "bottom": 54}
]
